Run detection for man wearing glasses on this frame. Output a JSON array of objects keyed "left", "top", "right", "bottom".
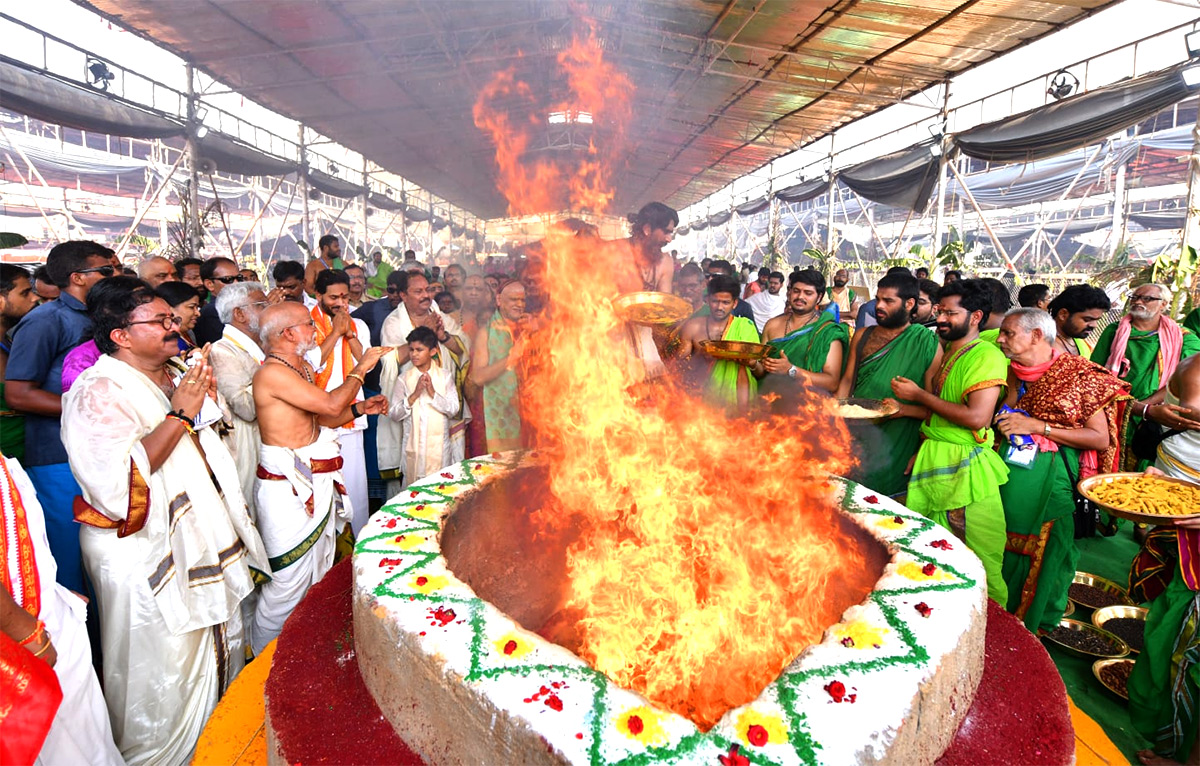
[
  {"left": 193, "top": 257, "right": 243, "bottom": 345},
  {"left": 5, "top": 240, "right": 116, "bottom": 594},
  {"left": 1092, "top": 283, "right": 1200, "bottom": 470}
]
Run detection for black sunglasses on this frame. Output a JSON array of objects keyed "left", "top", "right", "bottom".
[
  {"left": 75, "top": 265, "right": 117, "bottom": 278},
  {"left": 211, "top": 274, "right": 247, "bottom": 285}
]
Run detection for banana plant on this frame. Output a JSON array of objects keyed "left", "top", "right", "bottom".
[
  {"left": 1151, "top": 244, "right": 1198, "bottom": 319},
  {"left": 801, "top": 247, "right": 839, "bottom": 276}
]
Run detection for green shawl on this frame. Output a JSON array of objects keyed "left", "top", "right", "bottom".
[
  {"left": 907, "top": 339, "right": 1010, "bottom": 513},
  {"left": 482, "top": 311, "right": 521, "bottom": 450},
  {"left": 767, "top": 310, "right": 849, "bottom": 374},
  {"left": 847, "top": 324, "right": 939, "bottom": 497},
  {"left": 1090, "top": 322, "right": 1200, "bottom": 401},
  {"left": 704, "top": 316, "right": 760, "bottom": 410}
]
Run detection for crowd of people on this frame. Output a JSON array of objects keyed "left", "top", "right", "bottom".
[{"left": 1, "top": 208, "right": 1198, "bottom": 764}]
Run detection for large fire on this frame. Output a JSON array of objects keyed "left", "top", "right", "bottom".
[{"left": 471, "top": 30, "right": 876, "bottom": 730}]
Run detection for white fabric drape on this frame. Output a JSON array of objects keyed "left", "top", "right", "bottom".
[{"left": 62, "top": 354, "right": 268, "bottom": 766}]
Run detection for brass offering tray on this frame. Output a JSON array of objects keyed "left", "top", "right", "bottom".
[
  {"left": 697, "top": 339, "right": 774, "bottom": 364},
  {"left": 1042, "top": 618, "right": 1130, "bottom": 659},
  {"left": 1092, "top": 658, "right": 1135, "bottom": 701},
  {"left": 613, "top": 291, "right": 693, "bottom": 326},
  {"left": 1069, "top": 572, "right": 1135, "bottom": 610},
  {"left": 1077, "top": 472, "right": 1200, "bottom": 525},
  {"left": 1092, "top": 605, "right": 1148, "bottom": 655},
  {"left": 835, "top": 397, "right": 900, "bottom": 424}
]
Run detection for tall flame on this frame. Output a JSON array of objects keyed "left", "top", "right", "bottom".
[{"left": 474, "top": 31, "right": 872, "bottom": 730}]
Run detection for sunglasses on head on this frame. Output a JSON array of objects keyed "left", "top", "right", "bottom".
[
  {"left": 211, "top": 274, "right": 246, "bottom": 285},
  {"left": 75, "top": 265, "right": 117, "bottom": 278}
]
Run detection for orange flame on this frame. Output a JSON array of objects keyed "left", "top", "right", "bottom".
[{"left": 474, "top": 31, "right": 872, "bottom": 730}]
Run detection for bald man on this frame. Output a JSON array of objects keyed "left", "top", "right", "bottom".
[{"left": 137, "top": 256, "right": 177, "bottom": 288}]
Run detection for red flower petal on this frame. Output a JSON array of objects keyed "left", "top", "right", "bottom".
[
  {"left": 747, "top": 724, "right": 769, "bottom": 747},
  {"left": 892, "top": 515, "right": 904, "bottom": 524},
  {"left": 864, "top": 495, "right": 880, "bottom": 504},
  {"left": 921, "top": 563, "right": 937, "bottom": 576},
  {"left": 503, "top": 640, "right": 518, "bottom": 655},
  {"left": 915, "top": 602, "right": 933, "bottom": 617},
  {"left": 930, "top": 539, "right": 953, "bottom": 550},
  {"left": 627, "top": 715, "right": 644, "bottom": 735},
  {"left": 545, "top": 694, "right": 563, "bottom": 711},
  {"left": 824, "top": 680, "right": 846, "bottom": 702},
  {"left": 416, "top": 576, "right": 428, "bottom": 586},
  {"left": 440, "top": 472, "right": 454, "bottom": 479}
]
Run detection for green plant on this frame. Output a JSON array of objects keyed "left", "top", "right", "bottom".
[
  {"left": 0, "top": 233, "right": 29, "bottom": 249},
  {"left": 1151, "top": 244, "right": 1198, "bottom": 320},
  {"left": 801, "top": 247, "right": 839, "bottom": 276}
]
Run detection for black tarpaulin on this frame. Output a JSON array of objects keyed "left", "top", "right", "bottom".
[
  {"left": 774, "top": 178, "right": 827, "bottom": 204},
  {"left": 954, "top": 63, "right": 1193, "bottom": 163},
  {"left": 431, "top": 216, "right": 449, "bottom": 232},
  {"left": 368, "top": 192, "right": 404, "bottom": 212},
  {"left": 708, "top": 210, "right": 732, "bottom": 227},
  {"left": 403, "top": 205, "right": 431, "bottom": 222},
  {"left": 839, "top": 141, "right": 939, "bottom": 213},
  {"left": 197, "top": 132, "right": 297, "bottom": 178},
  {"left": 0, "top": 57, "right": 185, "bottom": 139},
  {"left": 735, "top": 197, "right": 770, "bottom": 216},
  {"left": 306, "top": 169, "right": 366, "bottom": 198}
]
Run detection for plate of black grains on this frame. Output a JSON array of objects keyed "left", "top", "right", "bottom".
[
  {"left": 1092, "top": 606, "right": 1148, "bottom": 654},
  {"left": 1069, "top": 572, "right": 1134, "bottom": 610},
  {"left": 1043, "top": 619, "right": 1130, "bottom": 659},
  {"left": 1093, "top": 658, "right": 1134, "bottom": 700}
]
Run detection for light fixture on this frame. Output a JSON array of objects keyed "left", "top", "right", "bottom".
[
  {"left": 930, "top": 143, "right": 943, "bottom": 158},
  {"left": 328, "top": 162, "right": 339, "bottom": 176},
  {"left": 85, "top": 58, "right": 114, "bottom": 91},
  {"left": 1186, "top": 29, "right": 1200, "bottom": 58},
  {"left": 1183, "top": 62, "right": 1200, "bottom": 89},
  {"left": 194, "top": 124, "right": 209, "bottom": 139},
  {"left": 1047, "top": 69, "right": 1079, "bottom": 101},
  {"left": 928, "top": 123, "right": 944, "bottom": 141},
  {"left": 191, "top": 106, "right": 209, "bottom": 139}
]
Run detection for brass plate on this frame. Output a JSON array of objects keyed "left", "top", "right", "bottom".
[
  {"left": 1069, "top": 572, "right": 1134, "bottom": 610},
  {"left": 1077, "top": 472, "right": 1200, "bottom": 525},
  {"left": 697, "top": 340, "right": 774, "bottom": 364},
  {"left": 612, "top": 291, "right": 693, "bottom": 326},
  {"left": 835, "top": 397, "right": 900, "bottom": 424},
  {"left": 1042, "top": 618, "right": 1130, "bottom": 659},
  {"left": 1092, "top": 605, "right": 1148, "bottom": 654},
  {"left": 1093, "top": 658, "right": 1134, "bottom": 701}
]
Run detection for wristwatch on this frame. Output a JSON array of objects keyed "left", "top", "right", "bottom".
[{"left": 787, "top": 365, "right": 798, "bottom": 378}]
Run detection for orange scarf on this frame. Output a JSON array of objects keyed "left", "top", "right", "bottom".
[
  {"left": 1, "top": 458, "right": 40, "bottom": 618},
  {"left": 310, "top": 305, "right": 357, "bottom": 428}
]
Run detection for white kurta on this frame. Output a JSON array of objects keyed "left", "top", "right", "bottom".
[
  {"left": 2, "top": 456, "right": 124, "bottom": 766},
  {"left": 377, "top": 305, "right": 470, "bottom": 483},
  {"left": 251, "top": 429, "right": 349, "bottom": 654},
  {"left": 745, "top": 290, "right": 786, "bottom": 332},
  {"left": 306, "top": 316, "right": 370, "bottom": 534},
  {"left": 389, "top": 365, "right": 460, "bottom": 491},
  {"left": 62, "top": 354, "right": 269, "bottom": 766},
  {"left": 209, "top": 325, "right": 265, "bottom": 521}
]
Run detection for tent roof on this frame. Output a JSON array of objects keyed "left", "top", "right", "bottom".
[{"left": 76, "top": 0, "right": 1117, "bottom": 220}]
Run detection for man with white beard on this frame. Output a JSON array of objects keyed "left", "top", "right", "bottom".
[{"left": 250, "top": 302, "right": 388, "bottom": 653}]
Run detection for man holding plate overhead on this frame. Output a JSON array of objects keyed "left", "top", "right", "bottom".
[{"left": 610, "top": 202, "right": 678, "bottom": 383}]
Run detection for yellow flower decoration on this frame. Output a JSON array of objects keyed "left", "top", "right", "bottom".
[
  {"left": 897, "top": 561, "right": 954, "bottom": 582},
  {"left": 614, "top": 706, "right": 668, "bottom": 746},
  {"left": 409, "top": 574, "right": 448, "bottom": 594},
  {"left": 392, "top": 534, "right": 427, "bottom": 551},
  {"left": 405, "top": 503, "right": 438, "bottom": 520},
  {"left": 833, "top": 619, "right": 889, "bottom": 649},
  {"left": 876, "top": 516, "right": 906, "bottom": 530},
  {"left": 735, "top": 709, "right": 788, "bottom": 747},
  {"left": 492, "top": 632, "right": 535, "bottom": 660}
]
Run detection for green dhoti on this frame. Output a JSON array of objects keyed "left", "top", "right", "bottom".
[
  {"left": 1128, "top": 571, "right": 1199, "bottom": 763},
  {"left": 906, "top": 339, "right": 1010, "bottom": 604},
  {"left": 704, "top": 316, "right": 759, "bottom": 411},
  {"left": 1000, "top": 448, "right": 1079, "bottom": 633},
  {"left": 847, "top": 324, "right": 938, "bottom": 498}
]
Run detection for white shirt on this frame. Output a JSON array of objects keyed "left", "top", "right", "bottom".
[{"left": 745, "top": 289, "right": 787, "bottom": 332}]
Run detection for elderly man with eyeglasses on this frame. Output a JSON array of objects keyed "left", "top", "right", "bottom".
[
  {"left": 1091, "top": 283, "right": 1200, "bottom": 470},
  {"left": 61, "top": 276, "right": 269, "bottom": 765},
  {"left": 5, "top": 240, "right": 115, "bottom": 594},
  {"left": 209, "top": 281, "right": 275, "bottom": 520}
]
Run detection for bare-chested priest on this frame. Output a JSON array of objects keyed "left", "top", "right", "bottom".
[{"left": 250, "top": 301, "right": 389, "bottom": 653}]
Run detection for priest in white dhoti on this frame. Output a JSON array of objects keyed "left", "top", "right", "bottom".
[
  {"left": 210, "top": 281, "right": 270, "bottom": 520},
  {"left": 387, "top": 326, "right": 461, "bottom": 493},
  {"left": 61, "top": 279, "right": 269, "bottom": 766},
  {"left": 306, "top": 269, "right": 373, "bottom": 535},
  {"left": 252, "top": 301, "right": 389, "bottom": 654},
  {"left": 379, "top": 270, "right": 469, "bottom": 487},
  {"left": 1, "top": 454, "right": 124, "bottom": 766}
]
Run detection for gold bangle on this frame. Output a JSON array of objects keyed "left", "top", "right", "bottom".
[
  {"left": 347, "top": 372, "right": 365, "bottom": 385},
  {"left": 31, "top": 637, "right": 52, "bottom": 657},
  {"left": 17, "top": 620, "right": 45, "bottom": 646}
]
